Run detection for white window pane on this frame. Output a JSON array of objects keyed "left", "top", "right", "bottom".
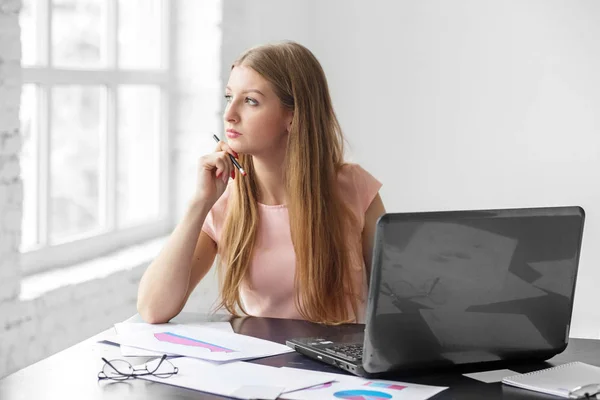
[
  {"left": 52, "top": 0, "right": 105, "bottom": 68},
  {"left": 19, "top": 0, "right": 36, "bottom": 66},
  {"left": 118, "top": 0, "right": 162, "bottom": 69},
  {"left": 20, "top": 84, "right": 38, "bottom": 250},
  {"left": 117, "top": 86, "right": 160, "bottom": 227},
  {"left": 50, "top": 86, "right": 103, "bottom": 241}
]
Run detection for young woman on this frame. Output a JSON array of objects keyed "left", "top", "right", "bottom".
[{"left": 137, "top": 41, "right": 385, "bottom": 325}]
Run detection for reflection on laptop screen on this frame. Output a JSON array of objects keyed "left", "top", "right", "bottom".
[{"left": 365, "top": 208, "right": 584, "bottom": 369}]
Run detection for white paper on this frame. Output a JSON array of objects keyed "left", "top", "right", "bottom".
[
  {"left": 463, "top": 369, "right": 517, "bottom": 383},
  {"left": 281, "top": 368, "right": 447, "bottom": 400},
  {"left": 279, "top": 367, "right": 360, "bottom": 385},
  {"left": 122, "top": 311, "right": 231, "bottom": 325},
  {"left": 230, "top": 385, "right": 284, "bottom": 400},
  {"left": 113, "top": 321, "right": 233, "bottom": 357},
  {"left": 137, "top": 357, "right": 334, "bottom": 399},
  {"left": 112, "top": 325, "right": 294, "bottom": 361}
]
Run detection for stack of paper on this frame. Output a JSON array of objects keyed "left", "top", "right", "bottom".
[
  {"left": 99, "top": 319, "right": 447, "bottom": 400},
  {"left": 137, "top": 357, "right": 335, "bottom": 400},
  {"left": 105, "top": 323, "right": 294, "bottom": 361},
  {"left": 113, "top": 321, "right": 234, "bottom": 357},
  {"left": 279, "top": 368, "right": 447, "bottom": 400}
]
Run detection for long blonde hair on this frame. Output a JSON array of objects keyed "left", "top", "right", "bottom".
[{"left": 217, "top": 41, "right": 360, "bottom": 324}]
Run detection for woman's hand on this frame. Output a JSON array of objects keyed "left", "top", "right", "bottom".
[{"left": 194, "top": 140, "right": 239, "bottom": 207}]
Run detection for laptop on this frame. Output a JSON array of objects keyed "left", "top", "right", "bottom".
[{"left": 286, "top": 206, "right": 586, "bottom": 377}]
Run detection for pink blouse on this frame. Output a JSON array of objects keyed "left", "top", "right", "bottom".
[{"left": 202, "top": 163, "right": 382, "bottom": 322}]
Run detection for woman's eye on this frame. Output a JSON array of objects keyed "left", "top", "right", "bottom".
[
  {"left": 245, "top": 97, "right": 258, "bottom": 106},
  {"left": 224, "top": 95, "right": 232, "bottom": 102}
]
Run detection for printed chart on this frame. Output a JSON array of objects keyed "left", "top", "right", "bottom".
[
  {"left": 364, "top": 382, "right": 406, "bottom": 391},
  {"left": 154, "top": 332, "right": 235, "bottom": 353},
  {"left": 112, "top": 325, "right": 293, "bottom": 361},
  {"left": 333, "top": 389, "right": 393, "bottom": 399}
]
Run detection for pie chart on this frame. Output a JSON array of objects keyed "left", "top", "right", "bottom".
[{"left": 333, "top": 389, "right": 393, "bottom": 400}]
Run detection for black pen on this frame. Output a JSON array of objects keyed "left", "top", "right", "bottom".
[{"left": 212, "top": 134, "right": 246, "bottom": 176}]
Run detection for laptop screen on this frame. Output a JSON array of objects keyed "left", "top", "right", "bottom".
[{"left": 364, "top": 207, "right": 585, "bottom": 372}]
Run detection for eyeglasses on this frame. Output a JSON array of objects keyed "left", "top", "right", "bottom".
[
  {"left": 569, "top": 384, "right": 600, "bottom": 399},
  {"left": 98, "top": 354, "right": 179, "bottom": 381}
]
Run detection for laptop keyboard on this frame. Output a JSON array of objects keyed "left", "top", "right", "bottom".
[{"left": 323, "top": 343, "right": 364, "bottom": 362}]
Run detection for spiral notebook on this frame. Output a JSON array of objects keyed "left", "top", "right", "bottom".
[{"left": 502, "top": 362, "right": 600, "bottom": 398}]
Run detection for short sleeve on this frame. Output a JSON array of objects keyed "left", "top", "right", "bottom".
[
  {"left": 352, "top": 164, "right": 383, "bottom": 214},
  {"left": 200, "top": 183, "right": 233, "bottom": 246}
]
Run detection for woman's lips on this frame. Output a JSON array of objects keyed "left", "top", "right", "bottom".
[{"left": 226, "top": 130, "right": 242, "bottom": 139}]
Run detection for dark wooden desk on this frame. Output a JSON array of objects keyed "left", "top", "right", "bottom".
[{"left": 0, "top": 313, "right": 598, "bottom": 399}]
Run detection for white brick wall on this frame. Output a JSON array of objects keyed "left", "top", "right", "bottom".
[
  {"left": 0, "top": 0, "right": 24, "bottom": 376},
  {"left": 0, "top": 0, "right": 221, "bottom": 378},
  {"left": 0, "top": 2, "right": 21, "bottom": 320}
]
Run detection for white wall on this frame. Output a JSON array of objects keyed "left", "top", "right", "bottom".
[
  {"left": 222, "top": 0, "right": 600, "bottom": 338},
  {"left": 220, "top": 0, "right": 317, "bottom": 103}
]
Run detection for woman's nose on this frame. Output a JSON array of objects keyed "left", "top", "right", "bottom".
[{"left": 223, "top": 101, "right": 239, "bottom": 123}]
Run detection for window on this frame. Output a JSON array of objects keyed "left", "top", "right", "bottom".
[{"left": 19, "top": 0, "right": 172, "bottom": 275}]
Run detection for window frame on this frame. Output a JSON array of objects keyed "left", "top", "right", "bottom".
[{"left": 20, "top": 0, "right": 174, "bottom": 275}]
